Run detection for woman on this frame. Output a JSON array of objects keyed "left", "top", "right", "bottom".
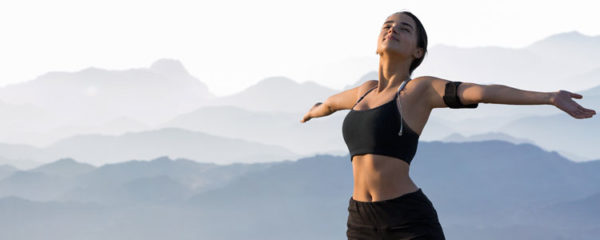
[{"left": 299, "top": 11, "right": 596, "bottom": 240}]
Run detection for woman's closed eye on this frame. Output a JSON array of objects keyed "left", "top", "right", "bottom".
[{"left": 382, "top": 25, "right": 409, "bottom": 33}]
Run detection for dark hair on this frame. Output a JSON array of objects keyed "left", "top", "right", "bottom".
[{"left": 396, "top": 11, "right": 428, "bottom": 76}]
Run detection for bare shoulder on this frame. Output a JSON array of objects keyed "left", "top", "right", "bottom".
[
  {"left": 408, "top": 76, "right": 437, "bottom": 94},
  {"left": 412, "top": 75, "right": 483, "bottom": 108},
  {"left": 360, "top": 79, "right": 379, "bottom": 92},
  {"left": 324, "top": 80, "right": 378, "bottom": 112}
]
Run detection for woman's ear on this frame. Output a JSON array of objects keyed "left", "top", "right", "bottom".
[{"left": 413, "top": 48, "right": 424, "bottom": 59}]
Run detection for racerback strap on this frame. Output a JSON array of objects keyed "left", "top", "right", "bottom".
[
  {"left": 351, "top": 86, "right": 377, "bottom": 110},
  {"left": 396, "top": 78, "right": 410, "bottom": 136}
]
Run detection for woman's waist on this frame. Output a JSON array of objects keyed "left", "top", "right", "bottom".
[
  {"left": 351, "top": 154, "right": 416, "bottom": 202},
  {"left": 352, "top": 154, "right": 411, "bottom": 175},
  {"left": 352, "top": 174, "right": 418, "bottom": 202}
]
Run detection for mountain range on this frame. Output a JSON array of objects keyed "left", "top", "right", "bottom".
[
  {"left": 0, "top": 128, "right": 299, "bottom": 169},
  {"left": 0, "top": 140, "right": 598, "bottom": 240},
  {"left": 0, "top": 31, "right": 598, "bottom": 167}
]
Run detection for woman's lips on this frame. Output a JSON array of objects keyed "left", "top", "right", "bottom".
[{"left": 385, "top": 35, "right": 399, "bottom": 41}]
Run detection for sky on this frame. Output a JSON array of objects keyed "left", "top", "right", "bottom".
[{"left": 1, "top": 0, "right": 599, "bottom": 96}]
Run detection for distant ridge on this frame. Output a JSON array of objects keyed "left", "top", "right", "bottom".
[
  {"left": 527, "top": 31, "right": 599, "bottom": 48},
  {"left": 204, "top": 76, "right": 337, "bottom": 113},
  {"left": 31, "top": 158, "right": 96, "bottom": 178}
]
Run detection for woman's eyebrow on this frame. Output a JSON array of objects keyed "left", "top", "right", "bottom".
[
  {"left": 401, "top": 22, "right": 414, "bottom": 30},
  {"left": 383, "top": 20, "right": 414, "bottom": 30}
]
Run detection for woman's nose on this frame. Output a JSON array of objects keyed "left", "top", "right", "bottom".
[{"left": 388, "top": 26, "right": 396, "bottom": 34}]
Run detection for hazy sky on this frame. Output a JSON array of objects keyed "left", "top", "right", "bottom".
[{"left": 1, "top": 0, "right": 599, "bottom": 96}]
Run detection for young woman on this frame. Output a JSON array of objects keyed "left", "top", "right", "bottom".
[{"left": 300, "top": 11, "right": 596, "bottom": 240}]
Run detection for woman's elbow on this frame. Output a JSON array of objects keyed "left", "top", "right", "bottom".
[{"left": 462, "top": 83, "right": 487, "bottom": 104}]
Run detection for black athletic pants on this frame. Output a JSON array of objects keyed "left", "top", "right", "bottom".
[{"left": 346, "top": 188, "right": 446, "bottom": 240}]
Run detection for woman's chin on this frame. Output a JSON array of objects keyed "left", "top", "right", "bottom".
[{"left": 378, "top": 49, "right": 409, "bottom": 58}]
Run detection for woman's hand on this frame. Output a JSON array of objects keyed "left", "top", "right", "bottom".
[
  {"left": 551, "top": 90, "right": 596, "bottom": 119},
  {"left": 300, "top": 102, "right": 322, "bottom": 123}
]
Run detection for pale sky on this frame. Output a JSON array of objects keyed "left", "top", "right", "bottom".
[{"left": 1, "top": 0, "right": 599, "bottom": 96}]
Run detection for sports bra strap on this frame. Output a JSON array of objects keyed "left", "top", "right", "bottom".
[
  {"left": 353, "top": 79, "right": 411, "bottom": 109},
  {"left": 396, "top": 78, "right": 410, "bottom": 96},
  {"left": 352, "top": 86, "right": 377, "bottom": 109},
  {"left": 396, "top": 78, "right": 410, "bottom": 136}
]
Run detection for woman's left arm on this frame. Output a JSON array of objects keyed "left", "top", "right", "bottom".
[
  {"left": 422, "top": 76, "right": 596, "bottom": 119},
  {"left": 479, "top": 84, "right": 596, "bottom": 119}
]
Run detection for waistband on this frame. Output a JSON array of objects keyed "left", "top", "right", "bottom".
[{"left": 349, "top": 188, "right": 424, "bottom": 206}]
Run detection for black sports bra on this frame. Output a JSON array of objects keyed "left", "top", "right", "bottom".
[{"left": 341, "top": 80, "right": 478, "bottom": 165}]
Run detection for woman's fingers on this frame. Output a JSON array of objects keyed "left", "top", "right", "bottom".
[
  {"left": 554, "top": 91, "right": 596, "bottom": 119},
  {"left": 300, "top": 114, "right": 311, "bottom": 123},
  {"left": 578, "top": 105, "right": 594, "bottom": 114},
  {"left": 573, "top": 107, "right": 596, "bottom": 118},
  {"left": 574, "top": 101, "right": 597, "bottom": 117},
  {"left": 561, "top": 90, "right": 582, "bottom": 99},
  {"left": 577, "top": 105, "right": 587, "bottom": 112},
  {"left": 574, "top": 106, "right": 594, "bottom": 117},
  {"left": 570, "top": 92, "right": 583, "bottom": 99},
  {"left": 583, "top": 106, "right": 597, "bottom": 114},
  {"left": 585, "top": 109, "right": 597, "bottom": 116}
]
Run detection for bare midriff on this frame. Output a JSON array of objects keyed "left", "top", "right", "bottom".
[{"left": 351, "top": 153, "right": 419, "bottom": 202}]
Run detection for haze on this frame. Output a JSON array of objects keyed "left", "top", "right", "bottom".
[{"left": 1, "top": 0, "right": 599, "bottom": 95}]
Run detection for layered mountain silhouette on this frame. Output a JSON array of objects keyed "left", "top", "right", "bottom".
[
  {"left": 160, "top": 105, "right": 347, "bottom": 155},
  {"left": 0, "top": 31, "right": 599, "bottom": 165},
  {"left": 0, "top": 59, "right": 212, "bottom": 141},
  {"left": 441, "top": 131, "right": 535, "bottom": 145},
  {"left": 0, "top": 155, "right": 277, "bottom": 203},
  {"left": 0, "top": 140, "right": 598, "bottom": 240},
  {"left": 498, "top": 112, "right": 600, "bottom": 159},
  {"left": 0, "top": 143, "right": 45, "bottom": 169},
  {"left": 201, "top": 76, "right": 337, "bottom": 113},
  {"left": 30, "top": 158, "right": 95, "bottom": 178},
  {"left": 0, "top": 128, "right": 299, "bottom": 168},
  {"left": 417, "top": 31, "right": 600, "bottom": 92},
  {"left": 0, "top": 164, "right": 18, "bottom": 180}
]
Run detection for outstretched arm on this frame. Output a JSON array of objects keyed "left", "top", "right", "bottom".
[
  {"left": 424, "top": 76, "right": 596, "bottom": 119},
  {"left": 301, "top": 102, "right": 332, "bottom": 123},
  {"left": 301, "top": 80, "right": 378, "bottom": 123}
]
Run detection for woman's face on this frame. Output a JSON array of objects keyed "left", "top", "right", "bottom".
[{"left": 376, "top": 13, "right": 422, "bottom": 59}]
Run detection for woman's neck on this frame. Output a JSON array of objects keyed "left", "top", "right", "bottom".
[{"left": 377, "top": 53, "right": 412, "bottom": 93}]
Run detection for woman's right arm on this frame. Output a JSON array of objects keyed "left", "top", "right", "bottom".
[{"left": 300, "top": 80, "right": 378, "bottom": 123}]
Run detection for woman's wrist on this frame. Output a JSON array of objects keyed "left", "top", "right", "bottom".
[
  {"left": 548, "top": 91, "right": 558, "bottom": 105},
  {"left": 307, "top": 102, "right": 322, "bottom": 118}
]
